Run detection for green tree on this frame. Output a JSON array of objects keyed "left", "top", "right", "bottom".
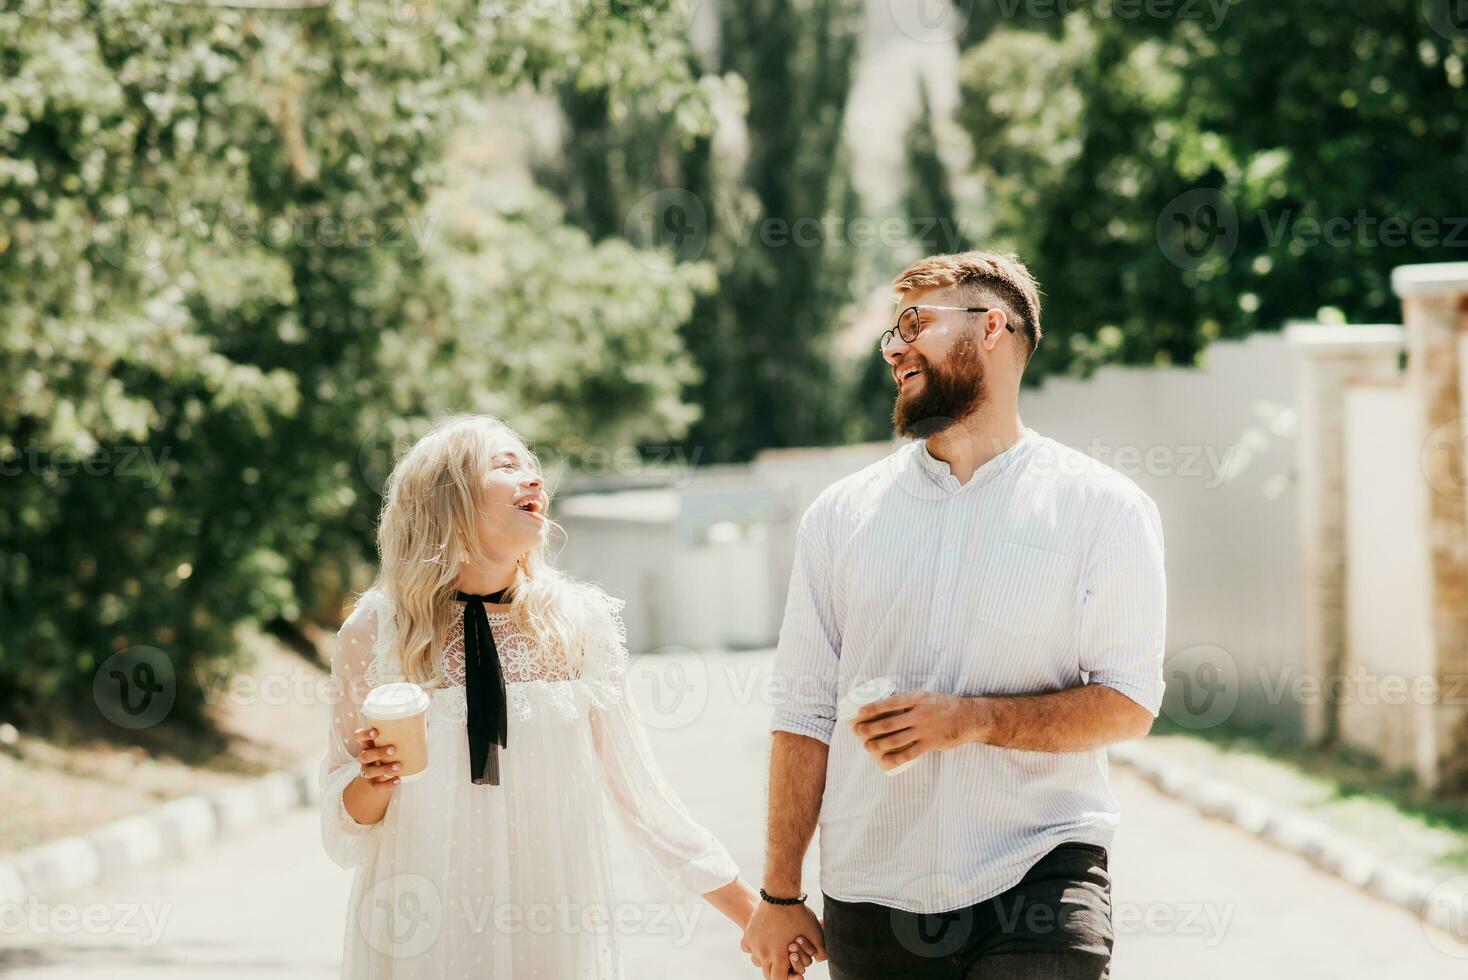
[
  {"left": 0, "top": 1, "right": 717, "bottom": 728},
  {"left": 902, "top": 80, "right": 971, "bottom": 257},
  {"left": 956, "top": 2, "right": 1468, "bottom": 381},
  {"left": 848, "top": 79, "right": 975, "bottom": 441},
  {"left": 538, "top": 0, "right": 867, "bottom": 463},
  {"left": 678, "top": 0, "right": 866, "bottom": 462}
]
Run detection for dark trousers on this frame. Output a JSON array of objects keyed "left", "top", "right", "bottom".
[{"left": 823, "top": 843, "right": 1113, "bottom": 980}]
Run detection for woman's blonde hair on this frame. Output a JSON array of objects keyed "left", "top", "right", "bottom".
[{"left": 370, "top": 414, "right": 604, "bottom": 687}]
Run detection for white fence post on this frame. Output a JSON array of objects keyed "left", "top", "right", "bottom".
[
  {"left": 1393, "top": 262, "right": 1468, "bottom": 790},
  {"left": 1285, "top": 324, "right": 1406, "bottom": 745}
]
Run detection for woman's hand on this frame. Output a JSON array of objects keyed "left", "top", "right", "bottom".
[
  {"left": 342, "top": 726, "right": 401, "bottom": 826},
  {"left": 355, "top": 725, "right": 403, "bottom": 785},
  {"left": 786, "top": 934, "right": 820, "bottom": 974}
]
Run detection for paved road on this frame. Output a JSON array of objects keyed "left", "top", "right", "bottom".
[{"left": 2, "top": 650, "right": 1463, "bottom": 977}]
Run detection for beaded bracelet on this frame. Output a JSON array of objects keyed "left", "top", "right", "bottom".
[{"left": 759, "top": 887, "right": 808, "bottom": 906}]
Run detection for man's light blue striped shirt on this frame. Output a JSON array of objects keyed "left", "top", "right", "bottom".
[{"left": 770, "top": 428, "right": 1167, "bottom": 914}]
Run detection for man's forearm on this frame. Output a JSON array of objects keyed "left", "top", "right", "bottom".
[
  {"left": 962, "top": 684, "right": 1152, "bottom": 752},
  {"left": 763, "top": 730, "right": 828, "bottom": 895}
]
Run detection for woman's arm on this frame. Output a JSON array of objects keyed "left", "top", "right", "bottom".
[
  {"left": 585, "top": 597, "right": 819, "bottom": 974},
  {"left": 319, "top": 595, "right": 396, "bottom": 867},
  {"left": 704, "top": 875, "right": 759, "bottom": 927},
  {"left": 588, "top": 685, "right": 743, "bottom": 897}
]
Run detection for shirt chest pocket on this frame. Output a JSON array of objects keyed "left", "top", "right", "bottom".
[{"left": 970, "top": 541, "right": 1079, "bottom": 637}]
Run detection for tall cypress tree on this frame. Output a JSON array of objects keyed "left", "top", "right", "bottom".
[
  {"left": 680, "top": 0, "right": 866, "bottom": 461},
  {"left": 847, "top": 79, "right": 973, "bottom": 443},
  {"left": 539, "top": 0, "right": 866, "bottom": 462},
  {"left": 902, "top": 80, "right": 971, "bottom": 256}
]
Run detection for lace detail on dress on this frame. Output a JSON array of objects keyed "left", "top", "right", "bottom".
[
  {"left": 440, "top": 613, "right": 580, "bottom": 685},
  {"left": 359, "top": 589, "right": 402, "bottom": 689},
  {"left": 358, "top": 589, "right": 630, "bottom": 724},
  {"left": 430, "top": 611, "right": 589, "bottom": 723}
]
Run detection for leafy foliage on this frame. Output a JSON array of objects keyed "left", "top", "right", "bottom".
[
  {"left": 0, "top": 1, "right": 715, "bottom": 726},
  {"left": 672, "top": 0, "right": 867, "bottom": 462},
  {"left": 539, "top": 0, "right": 867, "bottom": 463},
  {"left": 957, "top": 1, "right": 1468, "bottom": 381}
]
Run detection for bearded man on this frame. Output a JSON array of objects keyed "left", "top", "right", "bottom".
[{"left": 741, "top": 250, "right": 1167, "bottom": 980}]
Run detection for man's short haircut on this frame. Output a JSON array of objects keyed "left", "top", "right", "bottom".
[{"left": 891, "top": 250, "right": 1043, "bottom": 360}]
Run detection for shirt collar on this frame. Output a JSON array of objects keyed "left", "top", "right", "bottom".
[{"left": 910, "top": 426, "right": 1040, "bottom": 493}]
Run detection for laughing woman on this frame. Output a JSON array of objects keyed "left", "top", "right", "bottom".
[{"left": 318, "top": 415, "right": 817, "bottom": 978}]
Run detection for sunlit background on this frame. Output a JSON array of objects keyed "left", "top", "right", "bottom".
[{"left": 4, "top": 0, "right": 1468, "bottom": 975}]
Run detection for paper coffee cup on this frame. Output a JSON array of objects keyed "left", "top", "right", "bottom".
[
  {"left": 362, "top": 683, "right": 431, "bottom": 782},
  {"left": 839, "top": 677, "right": 918, "bottom": 776}
]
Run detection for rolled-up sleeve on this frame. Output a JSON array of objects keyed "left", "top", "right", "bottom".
[
  {"left": 318, "top": 599, "right": 384, "bottom": 869},
  {"left": 1078, "top": 492, "right": 1167, "bottom": 717},
  {"left": 770, "top": 507, "right": 841, "bottom": 743}
]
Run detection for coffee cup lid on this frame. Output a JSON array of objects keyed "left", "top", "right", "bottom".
[
  {"left": 362, "top": 682, "right": 429, "bottom": 720},
  {"left": 837, "top": 676, "right": 897, "bottom": 721}
]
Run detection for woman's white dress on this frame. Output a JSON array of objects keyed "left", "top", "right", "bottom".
[{"left": 317, "top": 589, "right": 739, "bottom": 978}]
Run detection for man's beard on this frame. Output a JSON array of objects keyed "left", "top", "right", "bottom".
[{"left": 892, "top": 340, "right": 986, "bottom": 439}]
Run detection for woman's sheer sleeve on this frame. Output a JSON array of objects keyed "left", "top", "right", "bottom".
[
  {"left": 318, "top": 595, "right": 384, "bottom": 870},
  {"left": 586, "top": 596, "right": 740, "bottom": 900}
]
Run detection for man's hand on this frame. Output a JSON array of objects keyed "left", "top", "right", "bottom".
[
  {"left": 741, "top": 901, "right": 826, "bottom": 980},
  {"left": 855, "top": 685, "right": 1155, "bottom": 756},
  {"left": 851, "top": 691, "right": 984, "bottom": 771}
]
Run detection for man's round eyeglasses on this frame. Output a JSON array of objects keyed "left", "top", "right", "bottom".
[{"left": 879, "top": 305, "right": 1014, "bottom": 351}]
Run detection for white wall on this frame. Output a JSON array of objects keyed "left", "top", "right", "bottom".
[
  {"left": 1021, "top": 335, "right": 1305, "bottom": 735},
  {"left": 558, "top": 333, "right": 1313, "bottom": 737},
  {"left": 555, "top": 486, "right": 781, "bottom": 653},
  {"left": 1343, "top": 385, "right": 1437, "bottom": 779},
  {"left": 553, "top": 500, "right": 680, "bottom": 655},
  {"left": 754, "top": 332, "right": 1307, "bottom": 736}
]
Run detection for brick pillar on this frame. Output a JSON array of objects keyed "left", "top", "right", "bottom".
[
  {"left": 1286, "top": 324, "right": 1407, "bottom": 745},
  {"left": 1394, "top": 262, "right": 1468, "bottom": 790}
]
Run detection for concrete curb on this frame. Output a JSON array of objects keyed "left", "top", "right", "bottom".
[
  {"left": 1110, "top": 740, "right": 1468, "bottom": 944},
  {"left": 0, "top": 757, "right": 318, "bottom": 906}
]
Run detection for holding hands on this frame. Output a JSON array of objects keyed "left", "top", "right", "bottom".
[{"left": 742, "top": 899, "right": 825, "bottom": 978}]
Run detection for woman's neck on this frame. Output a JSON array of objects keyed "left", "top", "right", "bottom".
[{"left": 454, "top": 560, "right": 517, "bottom": 596}]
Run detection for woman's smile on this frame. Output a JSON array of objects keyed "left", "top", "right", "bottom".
[{"left": 511, "top": 492, "right": 548, "bottom": 524}]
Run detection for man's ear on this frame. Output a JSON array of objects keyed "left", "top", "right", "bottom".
[{"left": 982, "top": 309, "right": 1009, "bottom": 349}]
